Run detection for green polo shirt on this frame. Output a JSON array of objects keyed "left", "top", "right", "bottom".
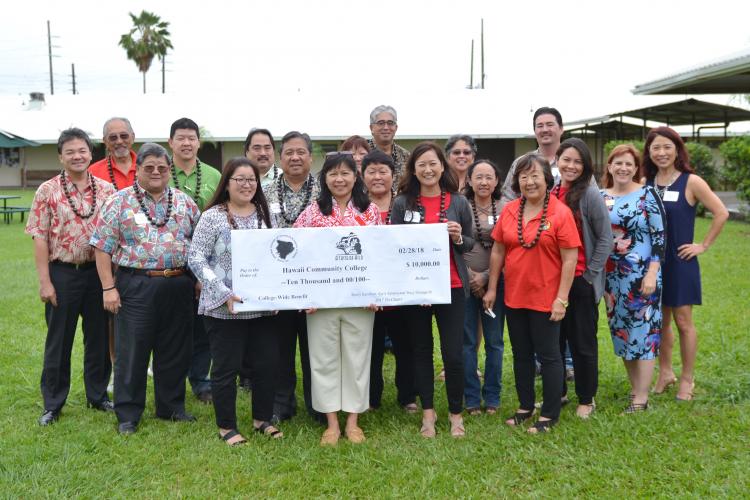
[{"left": 169, "top": 160, "right": 221, "bottom": 211}]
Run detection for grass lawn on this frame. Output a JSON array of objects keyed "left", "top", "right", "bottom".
[{"left": 0, "top": 189, "right": 748, "bottom": 497}]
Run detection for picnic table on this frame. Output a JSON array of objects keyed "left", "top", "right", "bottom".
[{"left": 0, "top": 195, "right": 29, "bottom": 224}]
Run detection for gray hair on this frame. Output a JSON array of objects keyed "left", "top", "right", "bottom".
[
  {"left": 445, "top": 134, "right": 478, "bottom": 155},
  {"left": 136, "top": 143, "right": 170, "bottom": 166},
  {"left": 102, "top": 117, "right": 134, "bottom": 137},
  {"left": 369, "top": 105, "right": 398, "bottom": 125},
  {"left": 280, "top": 131, "right": 312, "bottom": 153}
]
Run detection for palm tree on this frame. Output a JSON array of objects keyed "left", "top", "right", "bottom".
[{"left": 119, "top": 11, "right": 173, "bottom": 94}]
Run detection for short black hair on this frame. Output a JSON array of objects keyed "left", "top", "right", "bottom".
[
  {"left": 511, "top": 153, "right": 554, "bottom": 195},
  {"left": 532, "top": 107, "right": 563, "bottom": 128},
  {"left": 280, "top": 131, "right": 312, "bottom": 153},
  {"left": 57, "top": 128, "right": 93, "bottom": 154},
  {"left": 244, "top": 128, "right": 275, "bottom": 154},
  {"left": 361, "top": 150, "right": 395, "bottom": 174},
  {"left": 170, "top": 117, "right": 200, "bottom": 139}
]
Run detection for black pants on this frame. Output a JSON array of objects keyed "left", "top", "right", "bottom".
[
  {"left": 204, "top": 314, "right": 279, "bottom": 429},
  {"left": 41, "top": 262, "right": 110, "bottom": 411},
  {"left": 506, "top": 307, "right": 563, "bottom": 420},
  {"left": 274, "top": 310, "right": 317, "bottom": 420},
  {"left": 402, "top": 288, "right": 465, "bottom": 414},
  {"left": 188, "top": 298, "right": 212, "bottom": 395},
  {"left": 560, "top": 276, "right": 599, "bottom": 405},
  {"left": 113, "top": 270, "right": 193, "bottom": 424},
  {"left": 370, "top": 308, "right": 417, "bottom": 408}
]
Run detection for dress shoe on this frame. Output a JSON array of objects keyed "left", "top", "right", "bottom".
[
  {"left": 87, "top": 399, "right": 115, "bottom": 412},
  {"left": 238, "top": 378, "right": 252, "bottom": 392},
  {"left": 118, "top": 421, "right": 138, "bottom": 435},
  {"left": 195, "top": 391, "right": 213, "bottom": 404},
  {"left": 159, "top": 411, "right": 196, "bottom": 422},
  {"left": 38, "top": 410, "right": 60, "bottom": 426}
]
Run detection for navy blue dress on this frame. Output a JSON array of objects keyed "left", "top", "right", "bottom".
[{"left": 648, "top": 172, "right": 702, "bottom": 307}]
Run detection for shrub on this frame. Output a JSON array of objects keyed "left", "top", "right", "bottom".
[
  {"left": 685, "top": 142, "right": 717, "bottom": 190},
  {"left": 603, "top": 140, "right": 644, "bottom": 163},
  {"left": 719, "top": 136, "right": 750, "bottom": 203}
]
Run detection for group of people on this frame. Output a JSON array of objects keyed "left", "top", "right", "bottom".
[{"left": 26, "top": 104, "right": 728, "bottom": 445}]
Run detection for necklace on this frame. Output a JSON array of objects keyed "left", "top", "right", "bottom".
[
  {"left": 106, "top": 156, "right": 119, "bottom": 190},
  {"left": 224, "top": 202, "right": 263, "bottom": 230},
  {"left": 170, "top": 158, "right": 202, "bottom": 203},
  {"left": 471, "top": 197, "right": 497, "bottom": 249},
  {"left": 133, "top": 183, "right": 173, "bottom": 227},
  {"left": 276, "top": 172, "right": 314, "bottom": 224},
  {"left": 416, "top": 190, "right": 447, "bottom": 224},
  {"left": 517, "top": 191, "right": 550, "bottom": 249},
  {"left": 654, "top": 170, "right": 679, "bottom": 199},
  {"left": 60, "top": 171, "right": 98, "bottom": 219}
]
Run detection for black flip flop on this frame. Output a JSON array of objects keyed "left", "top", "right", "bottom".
[
  {"left": 255, "top": 421, "right": 283, "bottom": 439},
  {"left": 219, "top": 429, "right": 247, "bottom": 446}
]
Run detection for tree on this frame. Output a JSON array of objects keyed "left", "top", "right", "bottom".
[{"left": 119, "top": 11, "right": 173, "bottom": 94}]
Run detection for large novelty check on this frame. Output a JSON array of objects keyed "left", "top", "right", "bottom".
[{"left": 231, "top": 224, "right": 451, "bottom": 312}]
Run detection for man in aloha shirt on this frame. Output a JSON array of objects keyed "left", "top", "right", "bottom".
[
  {"left": 27, "top": 128, "right": 115, "bottom": 426},
  {"left": 263, "top": 131, "right": 324, "bottom": 424},
  {"left": 90, "top": 142, "right": 200, "bottom": 435},
  {"left": 367, "top": 104, "right": 410, "bottom": 187}
]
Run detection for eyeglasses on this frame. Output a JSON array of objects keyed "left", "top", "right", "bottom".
[
  {"left": 107, "top": 133, "right": 131, "bottom": 142},
  {"left": 326, "top": 151, "right": 353, "bottom": 157},
  {"left": 141, "top": 165, "right": 169, "bottom": 174},
  {"left": 374, "top": 120, "right": 396, "bottom": 127},
  {"left": 230, "top": 177, "right": 258, "bottom": 186},
  {"left": 450, "top": 149, "right": 474, "bottom": 156}
]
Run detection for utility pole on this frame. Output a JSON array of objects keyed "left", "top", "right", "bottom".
[
  {"left": 70, "top": 63, "right": 76, "bottom": 95},
  {"left": 47, "top": 20, "right": 54, "bottom": 95},
  {"left": 162, "top": 56, "right": 166, "bottom": 94},
  {"left": 480, "top": 18, "right": 485, "bottom": 89},
  {"left": 469, "top": 40, "right": 474, "bottom": 89}
]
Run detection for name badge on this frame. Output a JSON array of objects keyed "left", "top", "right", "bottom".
[
  {"left": 663, "top": 191, "right": 679, "bottom": 202},
  {"left": 134, "top": 212, "right": 148, "bottom": 225},
  {"left": 404, "top": 210, "right": 421, "bottom": 223},
  {"left": 605, "top": 198, "right": 615, "bottom": 208},
  {"left": 487, "top": 215, "right": 496, "bottom": 225},
  {"left": 269, "top": 202, "right": 281, "bottom": 214}
]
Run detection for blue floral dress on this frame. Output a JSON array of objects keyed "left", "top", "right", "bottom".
[{"left": 601, "top": 186, "right": 666, "bottom": 360}]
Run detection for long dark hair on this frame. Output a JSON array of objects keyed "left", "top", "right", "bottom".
[
  {"left": 641, "top": 126, "right": 693, "bottom": 181},
  {"left": 463, "top": 159, "right": 502, "bottom": 200},
  {"left": 398, "top": 141, "right": 458, "bottom": 210},
  {"left": 206, "top": 157, "right": 272, "bottom": 228},
  {"left": 317, "top": 153, "right": 370, "bottom": 215},
  {"left": 556, "top": 138, "right": 593, "bottom": 217}
]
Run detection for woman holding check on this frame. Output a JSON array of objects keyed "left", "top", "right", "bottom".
[
  {"left": 390, "top": 142, "right": 474, "bottom": 438},
  {"left": 293, "top": 152, "right": 381, "bottom": 446},
  {"left": 483, "top": 153, "right": 580, "bottom": 434},
  {"left": 188, "top": 157, "right": 281, "bottom": 446}
]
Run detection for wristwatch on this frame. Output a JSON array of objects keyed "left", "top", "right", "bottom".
[{"left": 555, "top": 297, "right": 569, "bottom": 308}]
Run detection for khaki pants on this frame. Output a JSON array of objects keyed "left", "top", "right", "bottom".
[{"left": 306, "top": 308, "right": 375, "bottom": 414}]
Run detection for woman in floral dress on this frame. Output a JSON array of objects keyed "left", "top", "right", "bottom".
[{"left": 601, "top": 144, "right": 666, "bottom": 413}]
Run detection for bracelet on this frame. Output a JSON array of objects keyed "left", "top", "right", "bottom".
[
  {"left": 555, "top": 297, "right": 569, "bottom": 308},
  {"left": 454, "top": 235, "right": 463, "bottom": 245},
  {"left": 102, "top": 285, "right": 116, "bottom": 292}
]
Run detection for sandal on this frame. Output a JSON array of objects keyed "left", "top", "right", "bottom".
[
  {"left": 320, "top": 428, "right": 340, "bottom": 446},
  {"left": 485, "top": 406, "right": 497, "bottom": 415},
  {"left": 505, "top": 408, "right": 535, "bottom": 426},
  {"left": 345, "top": 426, "right": 366, "bottom": 444},
  {"left": 420, "top": 417, "right": 437, "bottom": 438},
  {"left": 466, "top": 407, "right": 482, "bottom": 416},
  {"left": 450, "top": 416, "right": 466, "bottom": 438},
  {"left": 402, "top": 403, "right": 419, "bottom": 414},
  {"left": 576, "top": 400, "right": 596, "bottom": 419},
  {"left": 255, "top": 421, "right": 283, "bottom": 439},
  {"left": 653, "top": 376, "right": 677, "bottom": 394},
  {"left": 218, "top": 429, "right": 247, "bottom": 446},
  {"left": 675, "top": 381, "right": 695, "bottom": 402},
  {"left": 527, "top": 418, "right": 557, "bottom": 434},
  {"left": 623, "top": 401, "right": 649, "bottom": 414}
]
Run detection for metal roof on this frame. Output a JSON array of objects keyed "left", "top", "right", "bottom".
[
  {"left": 0, "top": 129, "right": 39, "bottom": 148},
  {"left": 632, "top": 48, "right": 750, "bottom": 95}
]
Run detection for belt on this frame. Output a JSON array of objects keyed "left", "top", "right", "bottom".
[
  {"left": 51, "top": 260, "right": 96, "bottom": 270},
  {"left": 119, "top": 267, "right": 187, "bottom": 278}
]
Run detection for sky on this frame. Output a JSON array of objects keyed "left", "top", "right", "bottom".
[{"left": 1, "top": 0, "right": 749, "bottom": 113}]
